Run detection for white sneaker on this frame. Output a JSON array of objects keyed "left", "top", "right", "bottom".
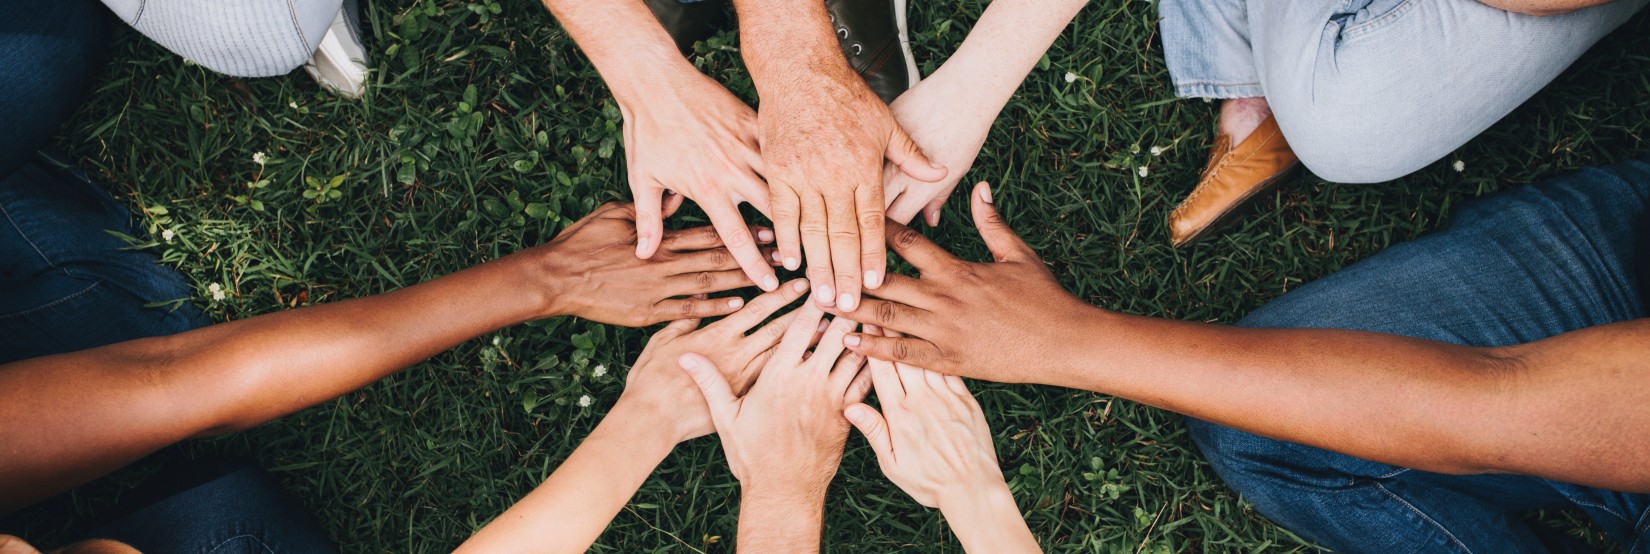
[{"left": 304, "top": 2, "right": 369, "bottom": 98}]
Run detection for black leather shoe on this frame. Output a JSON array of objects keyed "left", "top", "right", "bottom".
[
  {"left": 644, "top": 0, "right": 730, "bottom": 55},
  {"left": 826, "top": 0, "right": 918, "bottom": 103}
]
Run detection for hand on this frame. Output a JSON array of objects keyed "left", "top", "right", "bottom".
[
  {"left": 622, "top": 72, "right": 782, "bottom": 292},
  {"left": 677, "top": 303, "right": 871, "bottom": 494},
  {"left": 882, "top": 78, "right": 993, "bottom": 227},
  {"left": 530, "top": 202, "right": 778, "bottom": 326},
  {"left": 757, "top": 65, "right": 947, "bottom": 312},
  {"left": 844, "top": 350, "right": 1004, "bottom": 509},
  {"left": 829, "top": 183, "right": 1098, "bottom": 383},
  {"left": 616, "top": 279, "right": 811, "bottom": 443}
]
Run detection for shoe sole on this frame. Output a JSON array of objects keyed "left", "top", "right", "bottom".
[
  {"left": 893, "top": 0, "right": 919, "bottom": 87},
  {"left": 1171, "top": 162, "right": 1299, "bottom": 248}
]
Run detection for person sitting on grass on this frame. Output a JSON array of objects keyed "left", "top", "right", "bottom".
[
  {"left": 538, "top": 0, "right": 1089, "bottom": 317},
  {"left": 826, "top": 163, "right": 1650, "bottom": 551},
  {"left": 0, "top": 202, "right": 771, "bottom": 551}
]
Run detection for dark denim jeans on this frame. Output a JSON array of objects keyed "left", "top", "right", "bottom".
[
  {"left": 86, "top": 459, "right": 338, "bottom": 553},
  {"left": 0, "top": 0, "right": 208, "bottom": 364},
  {"left": 1187, "top": 156, "right": 1650, "bottom": 553}
]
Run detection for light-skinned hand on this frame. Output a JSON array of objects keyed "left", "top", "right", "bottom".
[
  {"left": 882, "top": 79, "right": 992, "bottom": 227},
  {"left": 621, "top": 72, "right": 781, "bottom": 292},
  {"left": 617, "top": 279, "right": 812, "bottom": 443}
]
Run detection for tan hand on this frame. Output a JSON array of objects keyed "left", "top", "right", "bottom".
[
  {"left": 622, "top": 73, "right": 780, "bottom": 292},
  {"left": 758, "top": 68, "right": 946, "bottom": 313},
  {"left": 618, "top": 279, "right": 812, "bottom": 442},
  {"left": 829, "top": 183, "right": 1094, "bottom": 382},
  {"left": 532, "top": 202, "right": 778, "bottom": 326}
]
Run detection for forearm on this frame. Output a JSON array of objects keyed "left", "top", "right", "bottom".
[
  {"left": 736, "top": 485, "right": 827, "bottom": 552},
  {"left": 458, "top": 401, "right": 677, "bottom": 553},
  {"left": 540, "top": 0, "right": 699, "bottom": 106},
  {"left": 922, "top": 0, "right": 1087, "bottom": 124},
  {"left": 730, "top": 0, "right": 849, "bottom": 93},
  {"left": 1051, "top": 309, "right": 1650, "bottom": 489},
  {"left": 939, "top": 481, "right": 1039, "bottom": 553},
  {"left": 0, "top": 253, "right": 556, "bottom": 512}
]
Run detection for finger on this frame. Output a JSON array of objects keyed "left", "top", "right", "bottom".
[
  {"left": 884, "top": 221, "right": 963, "bottom": 274},
  {"left": 843, "top": 334, "right": 943, "bottom": 368},
  {"left": 732, "top": 171, "right": 773, "bottom": 218},
  {"left": 895, "top": 359, "right": 931, "bottom": 395},
  {"left": 825, "top": 192, "right": 864, "bottom": 311},
  {"left": 771, "top": 183, "right": 803, "bottom": 272},
  {"left": 668, "top": 269, "right": 755, "bottom": 297},
  {"left": 885, "top": 186, "right": 925, "bottom": 226},
  {"left": 654, "top": 317, "right": 702, "bottom": 341},
  {"left": 844, "top": 403, "right": 894, "bottom": 463},
  {"left": 703, "top": 199, "right": 780, "bottom": 291},
  {"left": 663, "top": 189, "right": 687, "bottom": 218},
  {"left": 679, "top": 353, "right": 739, "bottom": 426},
  {"left": 812, "top": 315, "right": 862, "bottom": 371},
  {"left": 799, "top": 193, "right": 837, "bottom": 307},
  {"left": 772, "top": 302, "right": 827, "bottom": 367},
  {"left": 970, "top": 182, "right": 1037, "bottom": 264},
  {"left": 844, "top": 367, "right": 873, "bottom": 403},
  {"left": 885, "top": 124, "right": 948, "bottom": 183},
  {"left": 944, "top": 374, "right": 970, "bottom": 397},
  {"left": 826, "top": 297, "right": 932, "bottom": 337},
  {"left": 856, "top": 182, "right": 887, "bottom": 294},
  {"left": 830, "top": 348, "right": 867, "bottom": 397},
  {"left": 653, "top": 296, "right": 747, "bottom": 323},
  {"left": 633, "top": 182, "right": 667, "bottom": 259},
  {"left": 923, "top": 198, "right": 944, "bottom": 228},
  {"left": 715, "top": 278, "right": 810, "bottom": 334},
  {"left": 922, "top": 364, "right": 949, "bottom": 392},
  {"left": 866, "top": 357, "right": 905, "bottom": 403},
  {"left": 662, "top": 225, "right": 776, "bottom": 252},
  {"left": 859, "top": 273, "right": 937, "bottom": 308}
]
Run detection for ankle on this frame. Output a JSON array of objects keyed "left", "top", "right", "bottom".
[{"left": 1217, "top": 96, "right": 1272, "bottom": 145}]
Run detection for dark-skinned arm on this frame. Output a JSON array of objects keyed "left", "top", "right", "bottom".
[
  {"left": 0, "top": 203, "right": 772, "bottom": 514},
  {"left": 831, "top": 182, "right": 1650, "bottom": 494}
]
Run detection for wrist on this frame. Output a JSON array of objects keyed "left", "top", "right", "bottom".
[
  {"left": 607, "top": 58, "right": 704, "bottom": 113},
  {"left": 514, "top": 249, "right": 573, "bottom": 320},
  {"left": 597, "top": 399, "right": 681, "bottom": 455},
  {"left": 934, "top": 472, "right": 1013, "bottom": 515},
  {"left": 1039, "top": 300, "right": 1118, "bottom": 387}
]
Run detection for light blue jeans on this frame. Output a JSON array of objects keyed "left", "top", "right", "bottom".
[
  {"left": 1158, "top": 0, "right": 1646, "bottom": 183},
  {"left": 99, "top": 0, "right": 350, "bottom": 77}
]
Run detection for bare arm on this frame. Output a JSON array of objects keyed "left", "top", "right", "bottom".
[
  {"left": 0, "top": 204, "right": 764, "bottom": 514},
  {"left": 834, "top": 183, "right": 1650, "bottom": 494},
  {"left": 1478, "top": 0, "right": 1615, "bottom": 15}
]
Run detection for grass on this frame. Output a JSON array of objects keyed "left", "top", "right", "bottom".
[{"left": 4, "top": 0, "right": 1648, "bottom": 551}]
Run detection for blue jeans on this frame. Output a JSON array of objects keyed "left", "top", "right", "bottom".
[
  {"left": 1186, "top": 155, "right": 1650, "bottom": 552},
  {"left": 86, "top": 458, "right": 338, "bottom": 553},
  {"left": 1157, "top": 0, "right": 1647, "bottom": 183},
  {"left": 0, "top": 0, "right": 208, "bottom": 364}
]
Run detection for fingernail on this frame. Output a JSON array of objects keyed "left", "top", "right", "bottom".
[
  {"left": 817, "top": 285, "right": 836, "bottom": 306},
  {"left": 760, "top": 275, "right": 778, "bottom": 291},
  {"left": 784, "top": 257, "right": 800, "bottom": 271},
  {"left": 845, "top": 334, "right": 862, "bottom": 347},
  {"left": 757, "top": 229, "right": 775, "bottom": 243},
  {"left": 792, "top": 280, "right": 809, "bottom": 292},
  {"left": 980, "top": 185, "right": 994, "bottom": 204},
  {"left": 771, "top": 251, "right": 783, "bottom": 262},
  {"left": 818, "top": 319, "right": 830, "bottom": 332},
  {"left": 864, "top": 270, "right": 882, "bottom": 289},
  {"left": 838, "top": 293, "right": 857, "bottom": 311},
  {"left": 728, "top": 297, "right": 744, "bottom": 309}
]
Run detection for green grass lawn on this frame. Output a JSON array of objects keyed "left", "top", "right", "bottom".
[{"left": 5, "top": 0, "right": 1649, "bottom": 551}]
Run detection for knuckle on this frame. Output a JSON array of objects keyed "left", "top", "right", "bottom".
[
  {"left": 875, "top": 301, "right": 899, "bottom": 323},
  {"left": 985, "top": 213, "right": 1007, "bottom": 228},
  {"left": 799, "top": 222, "right": 829, "bottom": 235},
  {"left": 859, "top": 213, "right": 885, "bottom": 229},
  {"left": 679, "top": 299, "right": 698, "bottom": 317},
  {"left": 722, "top": 229, "right": 752, "bottom": 249},
  {"left": 694, "top": 272, "right": 715, "bottom": 289},
  {"left": 827, "top": 229, "right": 860, "bottom": 241},
  {"left": 892, "top": 338, "right": 913, "bottom": 361},
  {"left": 893, "top": 226, "right": 922, "bottom": 249},
  {"left": 708, "top": 249, "right": 731, "bottom": 268}
]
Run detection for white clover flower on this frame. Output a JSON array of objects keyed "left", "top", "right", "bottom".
[
  {"left": 1064, "top": 72, "right": 1078, "bottom": 84},
  {"left": 577, "top": 395, "right": 593, "bottom": 407},
  {"left": 208, "top": 282, "right": 226, "bottom": 301},
  {"left": 592, "top": 364, "right": 607, "bottom": 378},
  {"left": 161, "top": 229, "right": 175, "bottom": 242},
  {"left": 1149, "top": 146, "right": 1163, "bottom": 156},
  {"left": 1137, "top": 166, "right": 1150, "bottom": 178},
  {"left": 252, "top": 152, "right": 268, "bottom": 165},
  {"left": 1452, "top": 160, "right": 1465, "bottom": 172},
  {"left": 491, "top": 335, "right": 501, "bottom": 347},
  {"left": 289, "top": 101, "right": 299, "bottom": 109}
]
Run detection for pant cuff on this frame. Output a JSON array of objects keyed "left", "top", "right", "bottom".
[{"left": 1173, "top": 82, "right": 1265, "bottom": 99}]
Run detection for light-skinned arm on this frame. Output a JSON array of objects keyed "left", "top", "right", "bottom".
[
  {"left": 731, "top": 0, "right": 947, "bottom": 313},
  {"left": 885, "top": 0, "right": 1088, "bottom": 225},
  {"left": 457, "top": 280, "right": 812, "bottom": 553},
  {"left": 677, "top": 304, "right": 872, "bottom": 552},
  {"left": 538, "top": 0, "right": 779, "bottom": 291},
  {"left": 830, "top": 182, "right": 1650, "bottom": 494},
  {"left": 846, "top": 350, "right": 1039, "bottom": 553},
  {"left": 0, "top": 203, "right": 774, "bottom": 514}
]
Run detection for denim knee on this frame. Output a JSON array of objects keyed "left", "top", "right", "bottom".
[{"left": 1270, "top": 101, "right": 1442, "bottom": 184}]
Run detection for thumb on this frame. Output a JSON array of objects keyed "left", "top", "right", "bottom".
[
  {"left": 679, "top": 353, "right": 738, "bottom": 427},
  {"left": 969, "top": 182, "right": 1036, "bottom": 263},
  {"left": 633, "top": 184, "right": 666, "bottom": 259},
  {"left": 885, "top": 125, "right": 948, "bottom": 184},
  {"left": 845, "top": 403, "right": 894, "bottom": 463}
]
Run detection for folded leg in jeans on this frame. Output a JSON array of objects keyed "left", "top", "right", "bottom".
[
  {"left": 0, "top": 0, "right": 209, "bottom": 364},
  {"left": 1159, "top": 0, "right": 1647, "bottom": 183},
  {"left": 1186, "top": 156, "right": 1650, "bottom": 552},
  {"left": 83, "top": 458, "right": 338, "bottom": 553}
]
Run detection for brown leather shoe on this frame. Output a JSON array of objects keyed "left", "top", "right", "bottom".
[{"left": 1167, "top": 115, "right": 1299, "bottom": 247}]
